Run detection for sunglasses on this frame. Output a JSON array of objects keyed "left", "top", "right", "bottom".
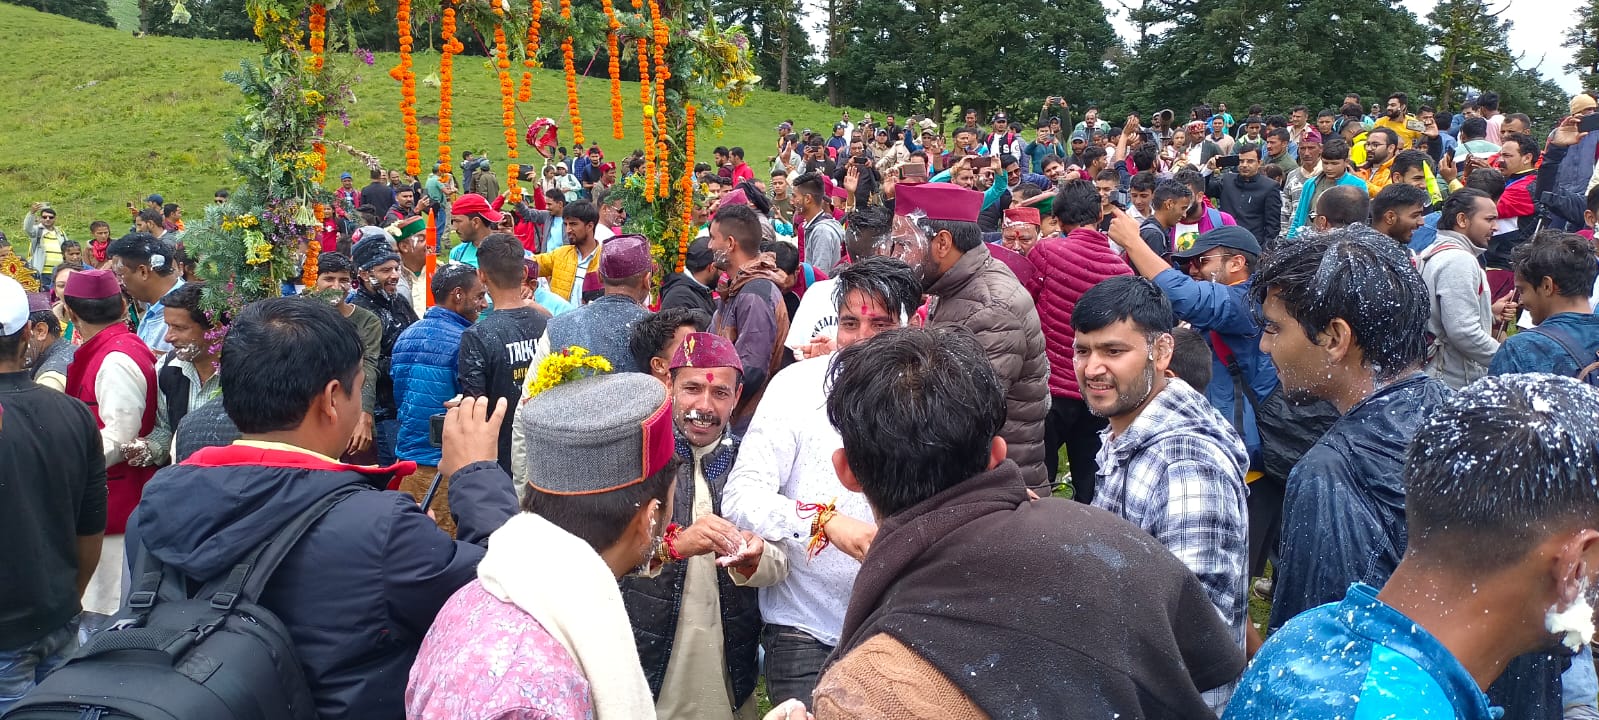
[{"left": 41, "top": 214, "right": 55, "bottom": 220}]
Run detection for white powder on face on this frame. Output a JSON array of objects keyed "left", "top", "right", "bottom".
[{"left": 1546, "top": 582, "right": 1596, "bottom": 654}]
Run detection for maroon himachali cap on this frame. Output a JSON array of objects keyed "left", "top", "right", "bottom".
[
  {"left": 64, "top": 269, "right": 121, "bottom": 300},
  {"left": 894, "top": 183, "right": 982, "bottom": 222},
  {"left": 600, "top": 234, "right": 653, "bottom": 279},
  {"left": 669, "top": 332, "right": 741, "bottom": 371}
]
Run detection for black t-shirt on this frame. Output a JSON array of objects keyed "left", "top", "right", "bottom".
[
  {"left": 0, "top": 371, "right": 106, "bottom": 648},
  {"left": 458, "top": 307, "right": 549, "bottom": 475}
]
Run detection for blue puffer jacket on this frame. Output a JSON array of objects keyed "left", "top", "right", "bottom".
[{"left": 393, "top": 306, "right": 472, "bottom": 466}]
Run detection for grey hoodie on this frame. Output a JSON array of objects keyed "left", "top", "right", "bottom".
[{"left": 1418, "top": 229, "right": 1498, "bottom": 388}]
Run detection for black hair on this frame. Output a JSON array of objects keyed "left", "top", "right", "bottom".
[
  {"left": 60, "top": 238, "right": 80, "bottom": 251},
  {"left": 1267, "top": 128, "right": 1291, "bottom": 144},
  {"left": 1586, "top": 183, "right": 1599, "bottom": 216},
  {"left": 1388, "top": 91, "right": 1408, "bottom": 106},
  {"left": 1292, "top": 104, "right": 1310, "bottom": 115},
  {"left": 1040, "top": 155, "right": 1066, "bottom": 171},
  {"left": 1082, "top": 146, "right": 1108, "bottom": 165},
  {"left": 27, "top": 309, "right": 61, "bottom": 338},
  {"left": 0, "top": 323, "right": 22, "bottom": 361},
  {"left": 762, "top": 241, "right": 799, "bottom": 276},
  {"left": 1167, "top": 327, "right": 1213, "bottom": 390},
  {"left": 545, "top": 188, "right": 566, "bottom": 203},
  {"left": 628, "top": 307, "right": 712, "bottom": 373},
  {"left": 318, "top": 251, "right": 355, "bottom": 277},
  {"left": 63, "top": 294, "right": 126, "bottom": 326},
  {"left": 1249, "top": 229, "right": 1430, "bottom": 380},
  {"left": 430, "top": 262, "right": 480, "bottom": 305},
  {"left": 1071, "top": 275, "right": 1174, "bottom": 337},
  {"left": 522, "top": 456, "right": 681, "bottom": 552},
  {"left": 1512, "top": 230, "right": 1599, "bottom": 298},
  {"left": 1173, "top": 168, "right": 1206, "bottom": 194},
  {"left": 734, "top": 180, "right": 773, "bottom": 216},
  {"left": 370, "top": 168, "right": 384, "bottom": 180},
  {"left": 1405, "top": 374, "right": 1599, "bottom": 571},
  {"left": 1235, "top": 143, "right": 1262, "bottom": 159},
  {"left": 1317, "top": 185, "right": 1371, "bottom": 227},
  {"left": 843, "top": 204, "right": 894, "bottom": 260},
  {"left": 1129, "top": 170, "right": 1158, "bottom": 193},
  {"left": 478, "top": 233, "right": 528, "bottom": 290},
  {"left": 1367, "top": 127, "right": 1400, "bottom": 148},
  {"left": 1371, "top": 183, "right": 1430, "bottom": 224},
  {"left": 89, "top": 220, "right": 110, "bottom": 232},
  {"left": 1391, "top": 149, "right": 1431, "bottom": 179},
  {"left": 1152, "top": 177, "right": 1194, "bottom": 212},
  {"left": 792, "top": 172, "right": 827, "bottom": 203},
  {"left": 1507, "top": 112, "right": 1532, "bottom": 130},
  {"left": 831, "top": 256, "right": 921, "bottom": 319},
  {"left": 920, "top": 218, "right": 983, "bottom": 252},
  {"left": 163, "top": 280, "right": 212, "bottom": 329},
  {"left": 564, "top": 199, "right": 600, "bottom": 226},
  {"left": 1317, "top": 108, "right": 1336, "bottom": 119},
  {"left": 1320, "top": 137, "right": 1352, "bottom": 161},
  {"left": 1052, "top": 179, "right": 1103, "bottom": 228},
  {"left": 136, "top": 208, "right": 164, "bottom": 227},
  {"left": 1463, "top": 168, "right": 1505, "bottom": 200},
  {"left": 1261, "top": 164, "right": 1285, "bottom": 183},
  {"left": 730, "top": 147, "right": 745, "bottom": 160},
  {"left": 714, "top": 146, "right": 730, "bottom": 157},
  {"left": 1094, "top": 168, "right": 1121, "bottom": 183},
  {"left": 1460, "top": 116, "right": 1489, "bottom": 141},
  {"left": 1438, "top": 188, "right": 1493, "bottom": 232},
  {"left": 825, "top": 326, "right": 1006, "bottom": 518},
  {"left": 712, "top": 203, "right": 763, "bottom": 257},
  {"left": 221, "top": 297, "right": 362, "bottom": 434},
  {"left": 107, "top": 232, "right": 177, "bottom": 276},
  {"left": 1502, "top": 132, "right": 1541, "bottom": 164},
  {"left": 1129, "top": 144, "right": 1158, "bottom": 172},
  {"left": 162, "top": 203, "right": 180, "bottom": 217}
]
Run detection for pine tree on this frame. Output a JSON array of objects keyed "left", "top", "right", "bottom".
[
  {"left": 713, "top": 0, "right": 815, "bottom": 94},
  {"left": 1564, "top": 0, "right": 1599, "bottom": 91},
  {"left": 1427, "top": 0, "right": 1514, "bottom": 114},
  {"left": 5, "top": 0, "right": 116, "bottom": 27}
]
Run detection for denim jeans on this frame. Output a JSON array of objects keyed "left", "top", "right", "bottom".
[
  {"left": 762, "top": 624, "right": 834, "bottom": 709},
  {"left": 0, "top": 619, "right": 78, "bottom": 713},
  {"left": 375, "top": 417, "right": 399, "bottom": 467}
]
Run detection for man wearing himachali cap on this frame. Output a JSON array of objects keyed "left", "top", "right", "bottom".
[
  {"left": 898, "top": 182, "right": 1051, "bottom": 494},
  {"left": 534, "top": 234, "right": 653, "bottom": 373},
  {"left": 622, "top": 332, "right": 776, "bottom": 719},
  {"left": 59, "top": 268, "right": 158, "bottom": 627},
  {"left": 410, "top": 368, "right": 774, "bottom": 720}
]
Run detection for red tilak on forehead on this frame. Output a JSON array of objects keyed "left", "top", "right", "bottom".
[{"left": 705, "top": 372, "right": 714, "bottom": 383}]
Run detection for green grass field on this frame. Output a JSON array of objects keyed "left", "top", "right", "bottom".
[{"left": 0, "top": 2, "right": 860, "bottom": 250}]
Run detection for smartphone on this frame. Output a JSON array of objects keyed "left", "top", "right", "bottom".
[
  {"left": 419, "top": 468, "right": 446, "bottom": 513},
  {"left": 1216, "top": 155, "right": 1241, "bottom": 169},
  {"left": 1579, "top": 114, "right": 1599, "bottom": 134},
  {"left": 428, "top": 412, "right": 445, "bottom": 448}
]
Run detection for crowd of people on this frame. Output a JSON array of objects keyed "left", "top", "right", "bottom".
[{"left": 5, "top": 85, "right": 1599, "bottom": 720}]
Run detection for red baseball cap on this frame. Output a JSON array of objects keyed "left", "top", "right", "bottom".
[{"left": 450, "top": 193, "right": 504, "bottom": 224}]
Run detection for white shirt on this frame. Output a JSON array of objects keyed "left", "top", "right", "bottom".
[
  {"left": 97, "top": 351, "right": 151, "bottom": 466},
  {"left": 783, "top": 278, "right": 838, "bottom": 353},
  {"left": 721, "top": 356, "right": 874, "bottom": 647}
]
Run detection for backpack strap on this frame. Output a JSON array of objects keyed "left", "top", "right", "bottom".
[
  {"left": 1210, "top": 331, "right": 1261, "bottom": 432},
  {"left": 1526, "top": 325, "right": 1599, "bottom": 379}
]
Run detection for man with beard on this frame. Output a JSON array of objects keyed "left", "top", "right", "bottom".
[
  {"left": 723, "top": 256, "right": 921, "bottom": 709},
  {"left": 532, "top": 199, "right": 606, "bottom": 307},
  {"left": 1228, "top": 374, "right": 1599, "bottom": 719},
  {"left": 1071, "top": 274, "right": 1249, "bottom": 711},
  {"left": 457, "top": 234, "right": 548, "bottom": 477},
  {"left": 308, "top": 252, "right": 380, "bottom": 462},
  {"left": 349, "top": 233, "right": 420, "bottom": 466},
  {"left": 120, "top": 282, "right": 226, "bottom": 470},
  {"left": 1370, "top": 183, "right": 1430, "bottom": 248},
  {"left": 1282, "top": 128, "right": 1323, "bottom": 236},
  {"left": 1252, "top": 231, "right": 1451, "bottom": 633},
  {"left": 1374, "top": 91, "right": 1424, "bottom": 150},
  {"left": 622, "top": 332, "right": 774, "bottom": 720},
  {"left": 393, "top": 262, "right": 487, "bottom": 534},
  {"left": 1358, "top": 127, "right": 1401, "bottom": 198},
  {"left": 792, "top": 173, "right": 844, "bottom": 272},
  {"left": 1489, "top": 133, "right": 1543, "bottom": 269},
  {"left": 708, "top": 204, "right": 790, "bottom": 431},
  {"left": 906, "top": 183, "right": 1050, "bottom": 493},
  {"left": 1418, "top": 189, "right": 1514, "bottom": 390}
]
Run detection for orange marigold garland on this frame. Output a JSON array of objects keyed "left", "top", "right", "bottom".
[
  {"left": 521, "top": 0, "right": 544, "bottom": 102},
  {"left": 601, "top": 0, "right": 623, "bottom": 139},
  {"left": 649, "top": 0, "right": 670, "bottom": 196},
  {"left": 636, "top": 31, "right": 656, "bottom": 202},
  {"left": 308, "top": 3, "right": 327, "bottom": 72},
  {"left": 302, "top": 240, "right": 322, "bottom": 287},
  {"left": 507, "top": 163, "right": 522, "bottom": 203},
  {"left": 392, "top": 0, "right": 420, "bottom": 176},
  {"left": 492, "top": 6, "right": 520, "bottom": 158},
  {"left": 438, "top": 3, "right": 462, "bottom": 178},
  {"left": 677, "top": 103, "right": 697, "bottom": 271},
  {"left": 560, "top": 0, "right": 584, "bottom": 145}
]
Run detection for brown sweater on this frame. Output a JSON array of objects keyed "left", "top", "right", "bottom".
[{"left": 815, "top": 634, "right": 987, "bottom": 720}]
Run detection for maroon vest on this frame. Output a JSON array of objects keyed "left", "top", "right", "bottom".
[{"left": 65, "top": 324, "right": 158, "bottom": 534}]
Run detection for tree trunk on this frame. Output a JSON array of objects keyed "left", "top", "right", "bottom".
[
  {"left": 826, "top": 0, "right": 840, "bottom": 105},
  {"left": 778, "top": 2, "right": 790, "bottom": 94}
]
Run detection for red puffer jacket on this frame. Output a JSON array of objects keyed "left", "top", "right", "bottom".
[{"left": 1029, "top": 228, "right": 1133, "bottom": 399}]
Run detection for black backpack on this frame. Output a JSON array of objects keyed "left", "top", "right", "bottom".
[
  {"left": 1210, "top": 331, "right": 1340, "bottom": 481},
  {"left": 3, "top": 486, "right": 361, "bottom": 720}
]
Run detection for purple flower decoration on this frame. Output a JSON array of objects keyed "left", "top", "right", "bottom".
[{"left": 354, "top": 48, "right": 375, "bottom": 66}]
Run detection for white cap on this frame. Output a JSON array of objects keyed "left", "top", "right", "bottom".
[{"left": 0, "top": 275, "right": 27, "bottom": 335}]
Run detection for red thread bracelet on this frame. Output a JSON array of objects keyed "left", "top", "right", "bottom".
[{"left": 663, "top": 523, "right": 685, "bottom": 562}]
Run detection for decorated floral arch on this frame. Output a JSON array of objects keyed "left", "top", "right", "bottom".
[{"left": 184, "top": 0, "right": 757, "bottom": 316}]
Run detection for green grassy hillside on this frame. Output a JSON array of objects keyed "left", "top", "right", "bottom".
[{"left": 0, "top": 3, "right": 855, "bottom": 248}]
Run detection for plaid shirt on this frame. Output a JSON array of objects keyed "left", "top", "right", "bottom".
[{"left": 1093, "top": 378, "right": 1250, "bottom": 711}]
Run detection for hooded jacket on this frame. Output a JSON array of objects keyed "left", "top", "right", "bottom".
[
  {"left": 1029, "top": 228, "right": 1132, "bottom": 399},
  {"left": 127, "top": 447, "right": 516, "bottom": 719},
  {"left": 926, "top": 243, "right": 1050, "bottom": 490},
  {"left": 1268, "top": 373, "right": 1452, "bottom": 631},
  {"left": 660, "top": 270, "right": 716, "bottom": 318},
  {"left": 1417, "top": 230, "right": 1498, "bottom": 389}
]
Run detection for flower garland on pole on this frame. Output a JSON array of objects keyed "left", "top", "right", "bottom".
[
  {"left": 677, "top": 103, "right": 696, "bottom": 272},
  {"left": 391, "top": 0, "right": 420, "bottom": 177},
  {"left": 560, "top": 0, "right": 584, "bottom": 145},
  {"left": 647, "top": 0, "right": 670, "bottom": 199},
  {"left": 601, "top": 0, "right": 623, "bottom": 140},
  {"left": 521, "top": 0, "right": 543, "bottom": 102},
  {"left": 492, "top": 4, "right": 519, "bottom": 159},
  {"left": 636, "top": 33, "right": 655, "bottom": 203},
  {"left": 437, "top": 2, "right": 461, "bottom": 179}
]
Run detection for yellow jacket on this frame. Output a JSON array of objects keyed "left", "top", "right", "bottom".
[
  {"left": 1358, "top": 157, "right": 1395, "bottom": 198},
  {"left": 533, "top": 243, "right": 602, "bottom": 301}
]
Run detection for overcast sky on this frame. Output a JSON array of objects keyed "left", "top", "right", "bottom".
[{"left": 1099, "top": 0, "right": 1585, "bottom": 94}]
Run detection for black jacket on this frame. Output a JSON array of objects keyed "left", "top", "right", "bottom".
[
  {"left": 1208, "top": 171, "right": 1282, "bottom": 244},
  {"left": 621, "top": 436, "right": 761, "bottom": 709},
  {"left": 1269, "top": 373, "right": 1451, "bottom": 631},
  {"left": 350, "top": 284, "right": 420, "bottom": 419},
  {"left": 129, "top": 449, "right": 517, "bottom": 720},
  {"left": 457, "top": 307, "right": 547, "bottom": 475},
  {"left": 660, "top": 271, "right": 716, "bottom": 318}
]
